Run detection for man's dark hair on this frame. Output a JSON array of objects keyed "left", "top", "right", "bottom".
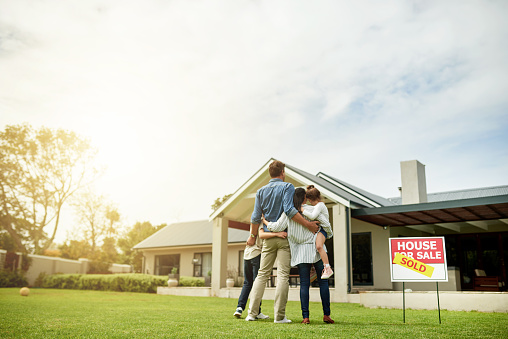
[{"left": 269, "top": 160, "right": 285, "bottom": 178}]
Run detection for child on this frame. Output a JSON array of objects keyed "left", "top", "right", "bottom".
[{"left": 303, "top": 185, "right": 333, "bottom": 279}]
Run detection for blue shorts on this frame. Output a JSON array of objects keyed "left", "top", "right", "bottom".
[{"left": 319, "top": 227, "right": 327, "bottom": 238}]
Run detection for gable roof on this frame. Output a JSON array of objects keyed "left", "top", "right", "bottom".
[
  {"left": 133, "top": 220, "right": 247, "bottom": 250},
  {"left": 314, "top": 172, "right": 397, "bottom": 208},
  {"left": 209, "top": 158, "right": 400, "bottom": 222}
]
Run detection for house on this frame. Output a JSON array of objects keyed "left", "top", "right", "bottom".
[
  {"left": 135, "top": 158, "right": 508, "bottom": 311},
  {"left": 133, "top": 219, "right": 249, "bottom": 284}
]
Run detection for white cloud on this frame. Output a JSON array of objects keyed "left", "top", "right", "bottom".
[{"left": 1, "top": 0, "right": 507, "bottom": 242}]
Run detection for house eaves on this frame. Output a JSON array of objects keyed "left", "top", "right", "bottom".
[{"left": 133, "top": 220, "right": 248, "bottom": 249}]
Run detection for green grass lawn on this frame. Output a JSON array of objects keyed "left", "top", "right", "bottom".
[{"left": 1, "top": 288, "right": 507, "bottom": 338}]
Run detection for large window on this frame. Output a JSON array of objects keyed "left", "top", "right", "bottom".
[
  {"left": 155, "top": 254, "right": 180, "bottom": 276},
  {"left": 193, "top": 252, "right": 212, "bottom": 277},
  {"left": 352, "top": 233, "right": 373, "bottom": 286}
]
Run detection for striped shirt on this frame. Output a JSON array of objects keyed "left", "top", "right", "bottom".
[{"left": 267, "top": 204, "right": 333, "bottom": 267}]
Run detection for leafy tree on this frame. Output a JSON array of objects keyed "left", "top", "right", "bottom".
[
  {"left": 100, "top": 236, "right": 118, "bottom": 263},
  {"left": 211, "top": 193, "right": 233, "bottom": 211},
  {"left": 0, "top": 124, "right": 99, "bottom": 253},
  {"left": 58, "top": 239, "right": 92, "bottom": 260},
  {"left": 117, "top": 221, "right": 165, "bottom": 272}
]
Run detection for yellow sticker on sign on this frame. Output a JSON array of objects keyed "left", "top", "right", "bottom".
[{"left": 393, "top": 253, "right": 434, "bottom": 278}]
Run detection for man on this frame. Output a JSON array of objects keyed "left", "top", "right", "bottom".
[{"left": 245, "top": 160, "right": 319, "bottom": 323}]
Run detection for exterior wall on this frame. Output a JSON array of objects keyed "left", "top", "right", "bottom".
[
  {"left": 14, "top": 253, "right": 131, "bottom": 286},
  {"left": 392, "top": 267, "right": 461, "bottom": 291},
  {"left": 212, "top": 217, "right": 228, "bottom": 295},
  {"left": 351, "top": 219, "right": 393, "bottom": 290},
  {"left": 360, "top": 291, "right": 508, "bottom": 312},
  {"left": 141, "top": 242, "right": 246, "bottom": 280},
  {"left": 331, "top": 203, "right": 349, "bottom": 302}
]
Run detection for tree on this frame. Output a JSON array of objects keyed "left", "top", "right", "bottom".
[
  {"left": 58, "top": 240, "right": 91, "bottom": 260},
  {"left": 72, "top": 191, "right": 115, "bottom": 254},
  {"left": 0, "top": 124, "right": 99, "bottom": 253},
  {"left": 211, "top": 193, "right": 233, "bottom": 211},
  {"left": 105, "top": 206, "right": 120, "bottom": 237},
  {"left": 117, "top": 221, "right": 165, "bottom": 272}
]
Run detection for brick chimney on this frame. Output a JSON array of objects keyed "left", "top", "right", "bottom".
[{"left": 400, "top": 160, "right": 428, "bottom": 204}]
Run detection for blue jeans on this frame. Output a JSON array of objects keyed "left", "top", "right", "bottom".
[
  {"left": 297, "top": 260, "right": 330, "bottom": 319},
  {"left": 237, "top": 254, "right": 261, "bottom": 312}
]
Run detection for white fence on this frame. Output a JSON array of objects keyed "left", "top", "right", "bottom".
[{"left": 0, "top": 249, "right": 132, "bottom": 286}]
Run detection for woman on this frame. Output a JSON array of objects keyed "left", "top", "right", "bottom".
[{"left": 263, "top": 187, "right": 334, "bottom": 324}]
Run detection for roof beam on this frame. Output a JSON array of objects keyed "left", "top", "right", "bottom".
[
  {"left": 398, "top": 212, "right": 429, "bottom": 224},
  {"left": 406, "top": 225, "right": 436, "bottom": 234},
  {"left": 484, "top": 204, "right": 504, "bottom": 218},
  {"left": 434, "top": 223, "right": 462, "bottom": 232},
  {"left": 466, "top": 220, "right": 489, "bottom": 231}
]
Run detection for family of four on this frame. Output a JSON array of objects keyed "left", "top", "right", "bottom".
[{"left": 233, "top": 160, "right": 335, "bottom": 324}]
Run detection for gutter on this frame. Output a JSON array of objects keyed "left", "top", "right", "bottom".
[{"left": 346, "top": 206, "right": 352, "bottom": 293}]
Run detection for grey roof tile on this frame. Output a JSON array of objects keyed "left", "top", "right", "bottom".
[{"left": 388, "top": 185, "right": 508, "bottom": 205}]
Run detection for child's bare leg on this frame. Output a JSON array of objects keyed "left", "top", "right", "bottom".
[{"left": 316, "top": 233, "right": 329, "bottom": 265}]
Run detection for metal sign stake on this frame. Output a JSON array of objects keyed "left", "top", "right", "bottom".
[
  {"left": 403, "top": 282, "right": 406, "bottom": 323},
  {"left": 437, "top": 282, "right": 441, "bottom": 324}
]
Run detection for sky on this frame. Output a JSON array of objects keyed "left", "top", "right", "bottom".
[{"left": 1, "top": 0, "right": 507, "bottom": 243}]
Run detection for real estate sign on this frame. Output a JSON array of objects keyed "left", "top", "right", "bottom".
[{"left": 389, "top": 237, "right": 448, "bottom": 282}]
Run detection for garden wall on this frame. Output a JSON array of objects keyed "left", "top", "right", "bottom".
[{"left": 0, "top": 250, "right": 132, "bottom": 286}]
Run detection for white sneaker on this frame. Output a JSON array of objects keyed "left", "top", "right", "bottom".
[
  {"left": 321, "top": 266, "right": 334, "bottom": 279},
  {"left": 274, "top": 316, "right": 292, "bottom": 324},
  {"left": 234, "top": 307, "right": 242, "bottom": 318},
  {"left": 256, "top": 313, "right": 269, "bottom": 319},
  {"left": 245, "top": 315, "right": 257, "bottom": 321}
]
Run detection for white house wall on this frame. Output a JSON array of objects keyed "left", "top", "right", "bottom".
[
  {"left": 351, "top": 219, "right": 393, "bottom": 290},
  {"left": 142, "top": 243, "right": 246, "bottom": 278}
]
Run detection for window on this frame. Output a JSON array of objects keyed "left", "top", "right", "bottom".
[
  {"left": 193, "top": 252, "right": 212, "bottom": 277},
  {"left": 154, "top": 254, "right": 180, "bottom": 276},
  {"left": 352, "top": 233, "right": 373, "bottom": 285}
]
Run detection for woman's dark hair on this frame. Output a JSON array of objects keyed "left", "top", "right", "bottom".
[{"left": 293, "top": 187, "right": 306, "bottom": 212}]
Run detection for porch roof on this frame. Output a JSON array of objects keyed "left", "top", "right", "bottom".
[{"left": 351, "top": 194, "right": 508, "bottom": 227}]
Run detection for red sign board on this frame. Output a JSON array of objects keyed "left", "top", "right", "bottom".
[{"left": 389, "top": 237, "right": 448, "bottom": 282}]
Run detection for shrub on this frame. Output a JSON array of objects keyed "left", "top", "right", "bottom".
[
  {"left": 0, "top": 270, "right": 28, "bottom": 287},
  {"left": 179, "top": 276, "right": 205, "bottom": 287},
  {"left": 34, "top": 272, "right": 47, "bottom": 287},
  {"left": 41, "top": 273, "right": 167, "bottom": 293}
]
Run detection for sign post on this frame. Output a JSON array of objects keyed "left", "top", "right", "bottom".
[{"left": 389, "top": 237, "right": 448, "bottom": 324}]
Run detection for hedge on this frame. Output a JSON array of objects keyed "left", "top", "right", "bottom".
[
  {"left": 0, "top": 270, "right": 28, "bottom": 287},
  {"left": 41, "top": 274, "right": 167, "bottom": 293},
  {"left": 178, "top": 276, "right": 205, "bottom": 287}
]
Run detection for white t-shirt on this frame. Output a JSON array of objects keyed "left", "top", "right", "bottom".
[{"left": 243, "top": 225, "right": 263, "bottom": 260}]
